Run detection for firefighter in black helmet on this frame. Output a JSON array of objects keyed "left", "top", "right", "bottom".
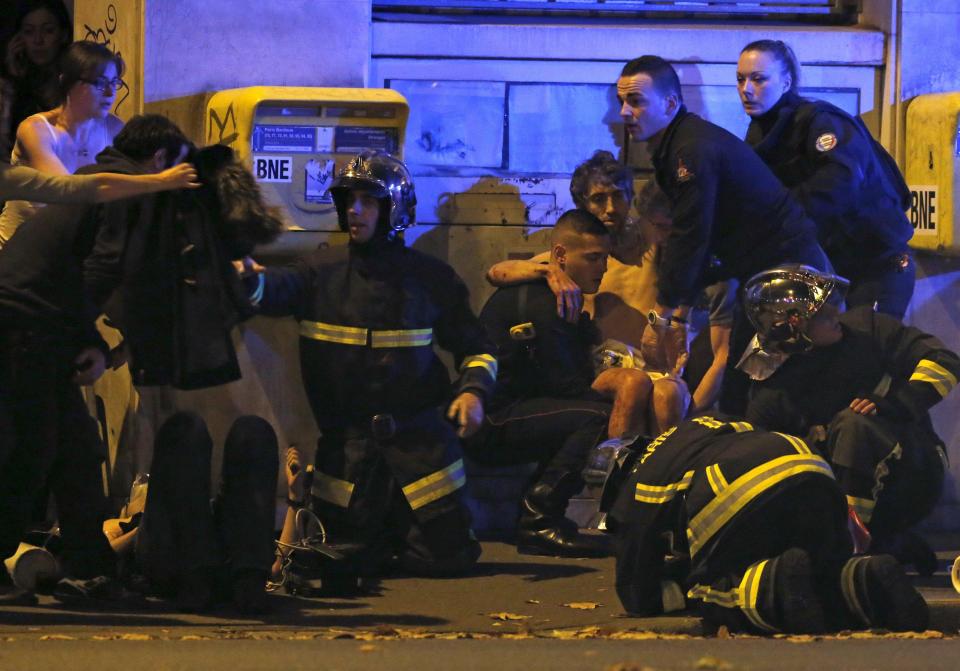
[
  {"left": 742, "top": 264, "right": 959, "bottom": 575},
  {"left": 244, "top": 150, "right": 496, "bottom": 577}
]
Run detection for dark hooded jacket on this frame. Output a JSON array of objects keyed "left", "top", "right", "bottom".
[{"left": 82, "top": 145, "right": 258, "bottom": 389}]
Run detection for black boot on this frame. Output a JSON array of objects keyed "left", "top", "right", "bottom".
[
  {"left": 516, "top": 472, "right": 611, "bottom": 558},
  {"left": 871, "top": 530, "right": 939, "bottom": 577},
  {"left": 838, "top": 554, "right": 928, "bottom": 631}
]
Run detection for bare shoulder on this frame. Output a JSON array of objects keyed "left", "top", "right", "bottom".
[{"left": 17, "top": 112, "right": 56, "bottom": 140}]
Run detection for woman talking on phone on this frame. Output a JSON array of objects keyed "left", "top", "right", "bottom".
[
  {"left": 736, "top": 39, "right": 915, "bottom": 318},
  {"left": 2, "top": 1, "right": 72, "bottom": 155}
]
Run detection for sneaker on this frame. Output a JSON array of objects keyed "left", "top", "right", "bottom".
[
  {"left": 840, "top": 554, "right": 928, "bottom": 631},
  {"left": 771, "top": 548, "right": 827, "bottom": 635},
  {"left": 52, "top": 575, "right": 139, "bottom": 608}
]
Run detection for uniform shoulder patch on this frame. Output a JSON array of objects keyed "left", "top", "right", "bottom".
[
  {"left": 815, "top": 132, "right": 838, "bottom": 152},
  {"left": 676, "top": 157, "right": 694, "bottom": 182}
]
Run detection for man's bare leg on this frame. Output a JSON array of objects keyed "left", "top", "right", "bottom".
[
  {"left": 649, "top": 376, "right": 690, "bottom": 435},
  {"left": 592, "top": 368, "right": 653, "bottom": 438}
]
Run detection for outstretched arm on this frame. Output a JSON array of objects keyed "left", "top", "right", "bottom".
[
  {"left": 487, "top": 252, "right": 582, "bottom": 323},
  {"left": 89, "top": 163, "right": 200, "bottom": 202}
]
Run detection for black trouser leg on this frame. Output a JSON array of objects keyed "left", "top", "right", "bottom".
[
  {"left": 0, "top": 338, "right": 71, "bottom": 564},
  {"left": 48, "top": 387, "right": 115, "bottom": 579},
  {"left": 216, "top": 415, "right": 279, "bottom": 577},
  {"left": 718, "top": 303, "right": 753, "bottom": 417},
  {"left": 136, "top": 412, "right": 221, "bottom": 591},
  {"left": 466, "top": 397, "right": 612, "bottom": 556}
]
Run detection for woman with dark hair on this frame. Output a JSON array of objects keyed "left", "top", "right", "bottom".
[
  {"left": 0, "top": 40, "right": 128, "bottom": 244},
  {"left": 736, "top": 40, "right": 915, "bottom": 318},
  {"left": 2, "top": 0, "right": 73, "bottom": 153}
]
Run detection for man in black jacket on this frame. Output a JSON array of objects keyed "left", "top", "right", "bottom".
[
  {"left": 617, "top": 55, "right": 828, "bottom": 415},
  {"left": 467, "top": 209, "right": 658, "bottom": 557}
]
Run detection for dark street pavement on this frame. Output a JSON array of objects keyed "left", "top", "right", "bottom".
[{"left": 0, "top": 542, "right": 958, "bottom": 670}]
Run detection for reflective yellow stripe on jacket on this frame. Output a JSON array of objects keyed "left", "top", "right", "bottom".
[
  {"left": 635, "top": 470, "right": 694, "bottom": 504},
  {"left": 299, "top": 320, "right": 433, "bottom": 348},
  {"left": 686, "top": 453, "right": 834, "bottom": 557},
  {"left": 311, "top": 471, "right": 356, "bottom": 508},
  {"left": 910, "top": 359, "right": 958, "bottom": 398},
  {"left": 402, "top": 459, "right": 466, "bottom": 511},
  {"left": 461, "top": 353, "right": 498, "bottom": 380},
  {"left": 371, "top": 328, "right": 432, "bottom": 348}
]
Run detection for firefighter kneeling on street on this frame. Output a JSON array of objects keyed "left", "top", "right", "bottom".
[
  {"left": 241, "top": 151, "right": 495, "bottom": 590},
  {"left": 603, "top": 414, "right": 929, "bottom": 634},
  {"left": 742, "top": 265, "right": 958, "bottom": 575}
]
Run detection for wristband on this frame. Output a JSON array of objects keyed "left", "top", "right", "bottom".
[
  {"left": 647, "top": 311, "right": 670, "bottom": 328},
  {"left": 286, "top": 497, "right": 305, "bottom": 509}
]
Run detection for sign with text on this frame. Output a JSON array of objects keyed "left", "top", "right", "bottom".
[
  {"left": 253, "top": 155, "right": 293, "bottom": 183},
  {"left": 909, "top": 185, "right": 938, "bottom": 236},
  {"left": 252, "top": 125, "right": 316, "bottom": 153}
]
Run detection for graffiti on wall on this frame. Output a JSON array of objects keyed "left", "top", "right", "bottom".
[
  {"left": 80, "top": 3, "right": 131, "bottom": 116},
  {"left": 208, "top": 103, "right": 239, "bottom": 146}
]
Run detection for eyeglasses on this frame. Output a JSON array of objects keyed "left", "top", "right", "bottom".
[{"left": 81, "top": 76, "right": 122, "bottom": 93}]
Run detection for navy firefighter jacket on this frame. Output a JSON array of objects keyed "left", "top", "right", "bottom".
[{"left": 250, "top": 236, "right": 497, "bottom": 429}]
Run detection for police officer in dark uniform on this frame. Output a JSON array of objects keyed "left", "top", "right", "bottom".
[
  {"left": 742, "top": 265, "right": 959, "bottom": 575},
  {"left": 737, "top": 40, "right": 914, "bottom": 318},
  {"left": 247, "top": 151, "right": 495, "bottom": 576},
  {"left": 467, "top": 209, "right": 614, "bottom": 557},
  {"left": 607, "top": 414, "right": 928, "bottom": 634},
  {"left": 616, "top": 55, "right": 828, "bottom": 415}
]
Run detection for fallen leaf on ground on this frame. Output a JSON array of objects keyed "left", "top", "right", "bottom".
[
  {"left": 716, "top": 625, "right": 730, "bottom": 639},
  {"left": 605, "top": 664, "right": 657, "bottom": 671},
  {"left": 563, "top": 602, "right": 601, "bottom": 610},
  {"left": 39, "top": 635, "right": 75, "bottom": 641},
  {"left": 526, "top": 599, "right": 541, "bottom": 604},
  {"left": 488, "top": 612, "right": 531, "bottom": 620},
  {"left": 359, "top": 644, "right": 377, "bottom": 652},
  {"left": 695, "top": 655, "right": 734, "bottom": 670}
]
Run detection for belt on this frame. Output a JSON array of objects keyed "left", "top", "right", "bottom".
[{"left": 322, "top": 407, "right": 441, "bottom": 443}]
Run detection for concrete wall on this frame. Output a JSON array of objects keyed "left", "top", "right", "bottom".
[
  {"left": 891, "top": 0, "right": 960, "bottom": 531},
  {"left": 143, "top": 0, "right": 370, "bottom": 102},
  {"left": 900, "top": 0, "right": 960, "bottom": 100}
]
